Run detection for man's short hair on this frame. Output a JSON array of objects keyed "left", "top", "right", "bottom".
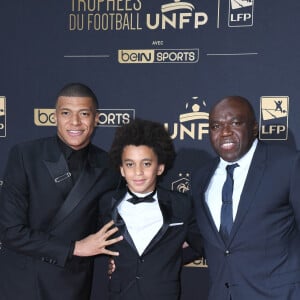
[{"left": 56, "top": 83, "right": 98, "bottom": 110}]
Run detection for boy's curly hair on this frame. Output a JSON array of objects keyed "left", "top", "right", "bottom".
[{"left": 109, "top": 118, "right": 176, "bottom": 172}]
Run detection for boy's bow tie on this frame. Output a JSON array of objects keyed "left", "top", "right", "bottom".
[{"left": 127, "top": 189, "right": 156, "bottom": 205}]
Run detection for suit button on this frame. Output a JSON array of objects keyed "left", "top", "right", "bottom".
[
  {"left": 136, "top": 276, "right": 142, "bottom": 280},
  {"left": 140, "top": 259, "right": 145, "bottom": 263},
  {"left": 225, "top": 250, "right": 230, "bottom": 256},
  {"left": 225, "top": 282, "right": 230, "bottom": 288}
]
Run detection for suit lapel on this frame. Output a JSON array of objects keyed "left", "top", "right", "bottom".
[
  {"left": 229, "top": 142, "right": 267, "bottom": 242},
  {"left": 43, "top": 153, "right": 73, "bottom": 198},
  {"left": 200, "top": 159, "right": 225, "bottom": 243},
  {"left": 193, "top": 158, "right": 231, "bottom": 248},
  {"left": 47, "top": 161, "right": 105, "bottom": 231},
  {"left": 111, "top": 187, "right": 174, "bottom": 256},
  {"left": 194, "top": 146, "right": 267, "bottom": 247},
  {"left": 111, "top": 189, "right": 139, "bottom": 253},
  {"left": 142, "top": 187, "right": 173, "bottom": 255},
  {"left": 42, "top": 141, "right": 109, "bottom": 232}
]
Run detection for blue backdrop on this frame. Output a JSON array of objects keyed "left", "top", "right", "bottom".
[{"left": 1, "top": 1, "right": 300, "bottom": 299}]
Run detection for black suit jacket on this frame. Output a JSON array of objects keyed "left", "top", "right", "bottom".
[
  {"left": 99, "top": 186, "right": 203, "bottom": 300},
  {"left": 192, "top": 141, "right": 300, "bottom": 300},
  {"left": 0, "top": 136, "right": 119, "bottom": 300}
]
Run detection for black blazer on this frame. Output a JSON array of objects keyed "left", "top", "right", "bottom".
[
  {"left": 192, "top": 142, "right": 300, "bottom": 300},
  {"left": 0, "top": 136, "right": 119, "bottom": 300},
  {"left": 99, "top": 186, "right": 203, "bottom": 300}
]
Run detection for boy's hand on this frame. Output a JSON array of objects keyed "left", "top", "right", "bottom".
[{"left": 108, "top": 257, "right": 116, "bottom": 278}]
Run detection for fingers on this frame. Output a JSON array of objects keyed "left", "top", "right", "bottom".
[
  {"left": 108, "top": 257, "right": 116, "bottom": 276},
  {"left": 103, "top": 226, "right": 119, "bottom": 238},
  {"left": 96, "top": 220, "right": 123, "bottom": 240},
  {"left": 105, "top": 235, "right": 123, "bottom": 246},
  {"left": 98, "top": 220, "right": 119, "bottom": 236},
  {"left": 100, "top": 220, "right": 115, "bottom": 233},
  {"left": 95, "top": 226, "right": 120, "bottom": 242},
  {"left": 109, "top": 258, "right": 115, "bottom": 264},
  {"left": 93, "top": 220, "right": 123, "bottom": 255},
  {"left": 103, "top": 250, "right": 120, "bottom": 257}
]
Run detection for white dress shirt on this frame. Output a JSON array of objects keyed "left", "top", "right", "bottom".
[
  {"left": 205, "top": 139, "right": 258, "bottom": 230},
  {"left": 118, "top": 190, "right": 163, "bottom": 256}
]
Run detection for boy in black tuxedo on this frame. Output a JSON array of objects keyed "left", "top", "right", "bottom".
[{"left": 99, "top": 118, "right": 202, "bottom": 300}]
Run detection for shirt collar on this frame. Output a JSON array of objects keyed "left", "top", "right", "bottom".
[
  {"left": 56, "top": 135, "right": 90, "bottom": 160},
  {"left": 219, "top": 138, "right": 258, "bottom": 170}
]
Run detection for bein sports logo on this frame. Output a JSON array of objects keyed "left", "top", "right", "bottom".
[
  {"left": 259, "top": 96, "right": 289, "bottom": 141},
  {"left": 118, "top": 48, "right": 199, "bottom": 64},
  {"left": 228, "top": 0, "right": 254, "bottom": 27},
  {"left": 34, "top": 108, "right": 134, "bottom": 127}
]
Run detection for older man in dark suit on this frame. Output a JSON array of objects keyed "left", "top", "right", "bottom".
[
  {"left": 0, "top": 83, "right": 122, "bottom": 300},
  {"left": 192, "top": 96, "right": 300, "bottom": 300}
]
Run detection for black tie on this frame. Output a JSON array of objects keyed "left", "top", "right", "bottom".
[
  {"left": 220, "top": 163, "right": 239, "bottom": 242},
  {"left": 127, "top": 189, "right": 156, "bottom": 205}
]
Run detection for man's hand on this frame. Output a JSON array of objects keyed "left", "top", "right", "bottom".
[{"left": 73, "top": 220, "right": 123, "bottom": 257}]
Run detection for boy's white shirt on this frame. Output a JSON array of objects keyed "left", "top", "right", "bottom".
[{"left": 118, "top": 191, "right": 163, "bottom": 256}]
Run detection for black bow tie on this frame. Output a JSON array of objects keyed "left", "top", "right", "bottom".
[{"left": 127, "top": 189, "right": 156, "bottom": 205}]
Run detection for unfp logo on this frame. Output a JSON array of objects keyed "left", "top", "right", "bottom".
[
  {"left": 0, "top": 96, "right": 7, "bottom": 137},
  {"left": 164, "top": 97, "right": 209, "bottom": 140},
  {"left": 146, "top": 0, "right": 208, "bottom": 30},
  {"left": 259, "top": 96, "right": 289, "bottom": 140},
  {"left": 228, "top": 0, "right": 254, "bottom": 27}
]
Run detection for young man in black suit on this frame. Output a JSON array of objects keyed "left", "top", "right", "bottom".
[
  {"left": 0, "top": 83, "right": 122, "bottom": 300},
  {"left": 99, "top": 118, "right": 202, "bottom": 300}
]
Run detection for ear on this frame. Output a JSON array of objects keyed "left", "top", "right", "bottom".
[
  {"left": 53, "top": 110, "right": 58, "bottom": 124},
  {"left": 94, "top": 112, "right": 99, "bottom": 126},
  {"left": 253, "top": 122, "right": 259, "bottom": 137},
  {"left": 120, "top": 166, "right": 125, "bottom": 177},
  {"left": 157, "top": 164, "right": 165, "bottom": 176}
]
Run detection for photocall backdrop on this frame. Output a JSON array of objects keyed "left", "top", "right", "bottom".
[{"left": 1, "top": 1, "right": 300, "bottom": 299}]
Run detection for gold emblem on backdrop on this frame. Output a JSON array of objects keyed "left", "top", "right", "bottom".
[
  {"left": 164, "top": 97, "right": 209, "bottom": 141},
  {"left": 33, "top": 108, "right": 135, "bottom": 127},
  {"left": 259, "top": 96, "right": 289, "bottom": 140}
]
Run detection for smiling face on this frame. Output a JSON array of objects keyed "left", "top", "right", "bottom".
[
  {"left": 55, "top": 96, "right": 98, "bottom": 150},
  {"left": 209, "top": 97, "right": 258, "bottom": 162},
  {"left": 120, "top": 145, "right": 165, "bottom": 194}
]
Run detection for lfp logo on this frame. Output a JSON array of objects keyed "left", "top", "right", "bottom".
[
  {"left": 228, "top": 0, "right": 254, "bottom": 27},
  {"left": 259, "top": 96, "right": 289, "bottom": 140},
  {"left": 0, "top": 96, "right": 6, "bottom": 137}
]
